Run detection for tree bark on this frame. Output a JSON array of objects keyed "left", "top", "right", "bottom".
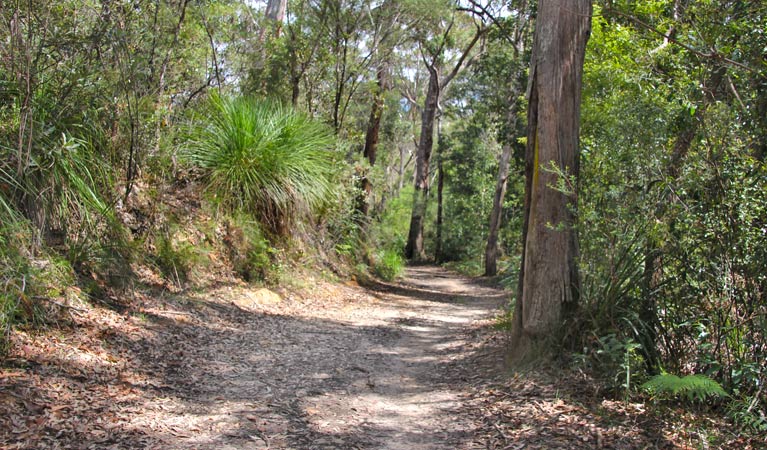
[
  {"left": 435, "top": 122, "right": 445, "bottom": 262},
  {"left": 484, "top": 142, "right": 512, "bottom": 276},
  {"left": 363, "top": 64, "right": 388, "bottom": 166},
  {"left": 265, "top": 0, "right": 287, "bottom": 36},
  {"left": 405, "top": 67, "right": 439, "bottom": 261},
  {"left": 511, "top": 0, "right": 591, "bottom": 359}
]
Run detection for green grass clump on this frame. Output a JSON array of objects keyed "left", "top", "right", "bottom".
[
  {"left": 182, "top": 94, "right": 338, "bottom": 234},
  {"left": 371, "top": 248, "right": 405, "bottom": 281},
  {"left": 0, "top": 220, "right": 40, "bottom": 354}
]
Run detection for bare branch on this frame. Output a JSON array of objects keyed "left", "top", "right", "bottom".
[{"left": 442, "top": 24, "right": 488, "bottom": 88}]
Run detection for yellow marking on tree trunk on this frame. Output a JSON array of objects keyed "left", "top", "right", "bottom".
[{"left": 532, "top": 130, "right": 540, "bottom": 190}]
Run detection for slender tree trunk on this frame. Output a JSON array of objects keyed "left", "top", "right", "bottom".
[
  {"left": 435, "top": 121, "right": 445, "bottom": 262},
  {"left": 289, "top": 30, "right": 303, "bottom": 107},
  {"left": 363, "top": 63, "right": 388, "bottom": 166},
  {"left": 511, "top": 0, "right": 591, "bottom": 360},
  {"left": 355, "top": 61, "right": 390, "bottom": 222},
  {"left": 405, "top": 67, "right": 439, "bottom": 261},
  {"left": 264, "top": 0, "right": 287, "bottom": 37},
  {"left": 484, "top": 142, "right": 512, "bottom": 276},
  {"left": 485, "top": 65, "right": 526, "bottom": 276},
  {"left": 354, "top": 173, "right": 372, "bottom": 220},
  {"left": 291, "top": 73, "right": 301, "bottom": 106}
]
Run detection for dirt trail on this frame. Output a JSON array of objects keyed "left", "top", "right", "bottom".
[
  {"left": 1, "top": 265, "right": 508, "bottom": 449},
  {"left": 184, "top": 265, "right": 507, "bottom": 449},
  {"left": 296, "top": 266, "right": 506, "bottom": 450}
]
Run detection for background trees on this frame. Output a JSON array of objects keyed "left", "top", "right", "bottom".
[
  {"left": 402, "top": 2, "right": 488, "bottom": 261},
  {"left": 575, "top": 0, "right": 767, "bottom": 414}
]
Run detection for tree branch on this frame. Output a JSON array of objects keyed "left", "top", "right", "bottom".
[
  {"left": 442, "top": 24, "right": 488, "bottom": 88},
  {"left": 603, "top": 4, "right": 760, "bottom": 75}
]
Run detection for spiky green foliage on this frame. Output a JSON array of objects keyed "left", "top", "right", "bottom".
[
  {"left": 0, "top": 166, "right": 22, "bottom": 220},
  {"left": 371, "top": 248, "right": 405, "bottom": 281},
  {"left": 642, "top": 374, "right": 728, "bottom": 402},
  {"left": 26, "top": 133, "right": 112, "bottom": 231},
  {"left": 0, "top": 219, "right": 39, "bottom": 355},
  {"left": 183, "top": 95, "right": 338, "bottom": 233}
]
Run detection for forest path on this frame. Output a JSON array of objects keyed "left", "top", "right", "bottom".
[
  {"left": 1, "top": 265, "right": 509, "bottom": 449},
  {"left": 284, "top": 265, "right": 507, "bottom": 450},
  {"left": 182, "top": 264, "right": 509, "bottom": 450}
]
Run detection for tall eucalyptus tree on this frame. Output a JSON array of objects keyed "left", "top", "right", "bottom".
[{"left": 511, "top": 0, "right": 592, "bottom": 358}]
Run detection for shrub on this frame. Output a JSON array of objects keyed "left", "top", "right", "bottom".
[
  {"left": 182, "top": 94, "right": 339, "bottom": 234},
  {"left": 153, "top": 224, "right": 209, "bottom": 287},
  {"left": 578, "top": 333, "right": 645, "bottom": 397},
  {"left": 23, "top": 133, "right": 112, "bottom": 241},
  {"left": 225, "top": 214, "right": 277, "bottom": 283},
  {"left": 371, "top": 248, "right": 405, "bottom": 281},
  {"left": 726, "top": 396, "right": 767, "bottom": 431}
]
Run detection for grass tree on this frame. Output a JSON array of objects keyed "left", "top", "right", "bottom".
[{"left": 182, "top": 94, "right": 339, "bottom": 235}]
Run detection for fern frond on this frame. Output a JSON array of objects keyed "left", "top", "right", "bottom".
[{"left": 642, "top": 374, "right": 728, "bottom": 401}]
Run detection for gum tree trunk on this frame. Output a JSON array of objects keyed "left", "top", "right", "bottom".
[
  {"left": 363, "top": 64, "right": 388, "bottom": 166},
  {"left": 265, "top": 0, "right": 287, "bottom": 36},
  {"left": 405, "top": 67, "right": 439, "bottom": 261},
  {"left": 511, "top": 0, "right": 591, "bottom": 359},
  {"left": 404, "top": 25, "right": 485, "bottom": 261},
  {"left": 484, "top": 142, "right": 512, "bottom": 276}
]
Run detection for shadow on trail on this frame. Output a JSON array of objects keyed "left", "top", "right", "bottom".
[{"left": 361, "top": 269, "right": 507, "bottom": 306}]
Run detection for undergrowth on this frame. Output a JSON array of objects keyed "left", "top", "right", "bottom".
[
  {"left": 0, "top": 220, "right": 39, "bottom": 354},
  {"left": 369, "top": 248, "right": 405, "bottom": 281},
  {"left": 223, "top": 213, "right": 279, "bottom": 284},
  {"left": 364, "top": 185, "right": 411, "bottom": 281},
  {"left": 153, "top": 226, "right": 208, "bottom": 287},
  {"left": 642, "top": 374, "right": 728, "bottom": 402}
]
